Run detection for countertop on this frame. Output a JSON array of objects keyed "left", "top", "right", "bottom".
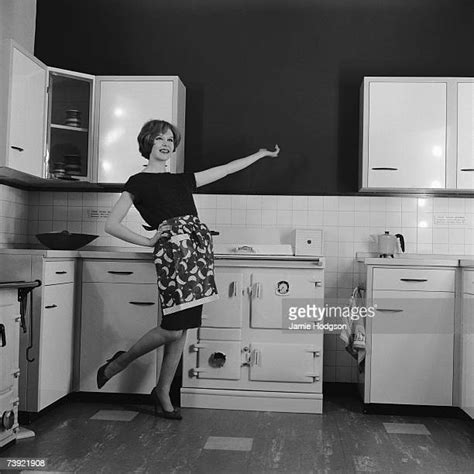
[
  {"left": 356, "top": 252, "right": 474, "bottom": 267},
  {"left": 0, "top": 246, "right": 323, "bottom": 261}
]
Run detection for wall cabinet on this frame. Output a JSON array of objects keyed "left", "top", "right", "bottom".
[
  {"left": 45, "top": 68, "right": 94, "bottom": 182},
  {"left": 182, "top": 258, "right": 325, "bottom": 413},
  {"left": 95, "top": 77, "right": 185, "bottom": 183},
  {"left": 360, "top": 77, "right": 474, "bottom": 192},
  {"left": 0, "top": 40, "right": 47, "bottom": 179},
  {"left": 79, "top": 260, "right": 162, "bottom": 394},
  {"left": 362, "top": 264, "right": 456, "bottom": 406},
  {"left": 0, "top": 39, "right": 185, "bottom": 186}
]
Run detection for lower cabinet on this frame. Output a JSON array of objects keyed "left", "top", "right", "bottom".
[
  {"left": 0, "top": 255, "right": 78, "bottom": 414},
  {"left": 461, "top": 269, "right": 474, "bottom": 418},
  {"left": 363, "top": 265, "right": 456, "bottom": 406},
  {"left": 79, "top": 260, "right": 160, "bottom": 394},
  {"left": 0, "top": 288, "right": 20, "bottom": 448},
  {"left": 182, "top": 259, "right": 325, "bottom": 413},
  {"left": 37, "top": 282, "right": 75, "bottom": 410}
]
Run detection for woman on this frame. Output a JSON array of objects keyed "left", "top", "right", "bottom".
[{"left": 97, "top": 119, "right": 279, "bottom": 420}]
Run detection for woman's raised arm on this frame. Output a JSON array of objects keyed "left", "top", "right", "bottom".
[{"left": 194, "top": 145, "right": 279, "bottom": 188}]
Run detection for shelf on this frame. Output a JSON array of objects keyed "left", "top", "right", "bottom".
[{"left": 51, "top": 124, "right": 88, "bottom": 133}]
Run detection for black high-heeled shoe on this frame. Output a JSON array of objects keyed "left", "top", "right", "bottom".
[
  {"left": 150, "top": 387, "right": 182, "bottom": 420},
  {"left": 96, "top": 351, "right": 126, "bottom": 389}
]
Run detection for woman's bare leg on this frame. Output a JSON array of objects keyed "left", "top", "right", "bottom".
[
  {"left": 153, "top": 330, "right": 188, "bottom": 411},
  {"left": 103, "top": 326, "right": 183, "bottom": 379}
]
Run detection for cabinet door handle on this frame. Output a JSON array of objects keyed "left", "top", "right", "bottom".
[
  {"left": 45, "top": 304, "right": 57, "bottom": 309},
  {"left": 0, "top": 324, "right": 6, "bottom": 347},
  {"left": 400, "top": 278, "right": 428, "bottom": 282},
  {"left": 460, "top": 168, "right": 474, "bottom": 172},
  {"left": 108, "top": 271, "right": 134, "bottom": 275},
  {"left": 371, "top": 167, "right": 398, "bottom": 171},
  {"left": 129, "top": 301, "right": 155, "bottom": 306},
  {"left": 11, "top": 145, "right": 24, "bottom": 152},
  {"left": 377, "top": 308, "right": 404, "bottom": 313},
  {"left": 55, "top": 271, "right": 67, "bottom": 274}
]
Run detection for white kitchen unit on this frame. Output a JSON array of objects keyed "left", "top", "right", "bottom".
[
  {"left": 0, "top": 252, "right": 77, "bottom": 414},
  {"left": 360, "top": 260, "right": 457, "bottom": 406},
  {"left": 0, "top": 281, "right": 41, "bottom": 448},
  {"left": 79, "top": 259, "right": 162, "bottom": 394},
  {"left": 460, "top": 264, "right": 474, "bottom": 418},
  {"left": 0, "top": 286, "right": 20, "bottom": 448},
  {"left": 94, "top": 77, "right": 185, "bottom": 183},
  {"left": 0, "top": 39, "right": 47, "bottom": 180},
  {"left": 45, "top": 68, "right": 95, "bottom": 182},
  {"left": 182, "top": 256, "right": 325, "bottom": 413},
  {"left": 0, "top": 39, "right": 185, "bottom": 186},
  {"left": 359, "top": 76, "right": 474, "bottom": 192},
  {"left": 457, "top": 83, "right": 474, "bottom": 190}
]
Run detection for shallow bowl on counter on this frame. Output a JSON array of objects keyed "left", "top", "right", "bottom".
[{"left": 35, "top": 231, "right": 98, "bottom": 250}]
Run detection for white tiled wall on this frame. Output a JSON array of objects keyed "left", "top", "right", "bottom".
[
  {"left": 0, "top": 184, "right": 30, "bottom": 245},
  {"left": 4, "top": 186, "right": 474, "bottom": 383}
]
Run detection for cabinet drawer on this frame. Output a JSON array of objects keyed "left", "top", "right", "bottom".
[
  {"left": 82, "top": 260, "right": 156, "bottom": 283},
  {"left": 372, "top": 267, "right": 455, "bottom": 292},
  {"left": 463, "top": 270, "right": 474, "bottom": 295},
  {"left": 44, "top": 260, "right": 75, "bottom": 285}
]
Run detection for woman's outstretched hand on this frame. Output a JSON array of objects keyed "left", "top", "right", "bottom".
[{"left": 259, "top": 144, "right": 280, "bottom": 158}]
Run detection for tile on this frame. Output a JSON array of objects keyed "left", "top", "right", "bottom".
[
  {"left": 203, "top": 436, "right": 253, "bottom": 451},
  {"left": 89, "top": 410, "right": 139, "bottom": 421},
  {"left": 383, "top": 422, "right": 431, "bottom": 435}
]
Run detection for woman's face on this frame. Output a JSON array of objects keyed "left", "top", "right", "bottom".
[{"left": 149, "top": 128, "right": 175, "bottom": 162}]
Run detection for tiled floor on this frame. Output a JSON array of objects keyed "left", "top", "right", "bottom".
[{"left": 2, "top": 392, "right": 474, "bottom": 473}]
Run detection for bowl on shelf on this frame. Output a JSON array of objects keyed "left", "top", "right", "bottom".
[{"left": 35, "top": 230, "right": 98, "bottom": 250}]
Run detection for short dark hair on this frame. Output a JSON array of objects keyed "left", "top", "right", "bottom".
[{"left": 137, "top": 120, "right": 181, "bottom": 159}]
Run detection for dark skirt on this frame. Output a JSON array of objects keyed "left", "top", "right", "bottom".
[{"left": 160, "top": 304, "right": 202, "bottom": 330}]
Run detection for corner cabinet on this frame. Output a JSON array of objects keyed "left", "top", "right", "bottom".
[
  {"left": 0, "top": 39, "right": 186, "bottom": 186},
  {"left": 359, "top": 77, "right": 474, "bottom": 192},
  {"left": 181, "top": 257, "right": 325, "bottom": 414},
  {"left": 0, "top": 40, "right": 47, "bottom": 179},
  {"left": 94, "top": 77, "right": 185, "bottom": 184}
]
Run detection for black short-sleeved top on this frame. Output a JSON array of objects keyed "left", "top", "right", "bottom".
[{"left": 123, "top": 172, "right": 198, "bottom": 230}]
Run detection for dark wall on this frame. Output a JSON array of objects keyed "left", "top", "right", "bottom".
[{"left": 35, "top": 0, "right": 474, "bottom": 194}]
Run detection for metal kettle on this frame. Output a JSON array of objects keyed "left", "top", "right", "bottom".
[{"left": 372, "top": 231, "right": 405, "bottom": 257}]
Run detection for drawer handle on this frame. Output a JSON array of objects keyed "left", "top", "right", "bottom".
[
  {"left": 400, "top": 278, "right": 428, "bottom": 282},
  {"left": 371, "top": 167, "right": 398, "bottom": 171},
  {"left": 460, "top": 168, "right": 474, "bottom": 172},
  {"left": 129, "top": 301, "right": 155, "bottom": 306},
  {"left": 377, "top": 308, "right": 404, "bottom": 313},
  {"left": 55, "top": 271, "right": 67, "bottom": 274},
  {"left": 11, "top": 145, "right": 24, "bottom": 152},
  {"left": 108, "top": 271, "right": 134, "bottom": 275},
  {"left": 45, "top": 304, "right": 57, "bottom": 309}
]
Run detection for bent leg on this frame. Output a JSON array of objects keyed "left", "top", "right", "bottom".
[{"left": 104, "top": 326, "right": 183, "bottom": 379}]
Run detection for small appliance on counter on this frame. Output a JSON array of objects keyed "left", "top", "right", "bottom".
[{"left": 371, "top": 231, "right": 405, "bottom": 258}]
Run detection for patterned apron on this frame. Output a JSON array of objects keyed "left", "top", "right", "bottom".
[{"left": 153, "top": 214, "right": 219, "bottom": 315}]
